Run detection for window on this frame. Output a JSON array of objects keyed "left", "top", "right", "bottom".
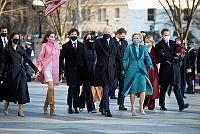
[
  {"left": 103, "top": 8, "right": 106, "bottom": 21},
  {"left": 87, "top": 9, "right": 91, "bottom": 21},
  {"left": 115, "top": 8, "right": 120, "bottom": 18},
  {"left": 98, "top": 9, "right": 101, "bottom": 22},
  {"left": 82, "top": 8, "right": 86, "bottom": 21},
  {"left": 148, "top": 8, "right": 155, "bottom": 21}
]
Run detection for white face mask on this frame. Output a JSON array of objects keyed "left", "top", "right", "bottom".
[{"left": 164, "top": 36, "right": 170, "bottom": 43}]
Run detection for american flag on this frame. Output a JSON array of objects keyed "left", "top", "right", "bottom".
[{"left": 45, "top": 0, "right": 68, "bottom": 16}]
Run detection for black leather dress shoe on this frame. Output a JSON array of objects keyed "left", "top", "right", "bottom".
[
  {"left": 110, "top": 96, "right": 118, "bottom": 99},
  {"left": 105, "top": 111, "right": 112, "bottom": 117},
  {"left": 179, "top": 103, "right": 189, "bottom": 111},
  {"left": 74, "top": 108, "right": 79, "bottom": 114},
  {"left": 119, "top": 105, "right": 127, "bottom": 111},
  {"left": 160, "top": 106, "right": 168, "bottom": 111},
  {"left": 68, "top": 107, "right": 73, "bottom": 114}
]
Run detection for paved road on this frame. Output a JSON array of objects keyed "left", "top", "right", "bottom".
[{"left": 0, "top": 82, "right": 200, "bottom": 134}]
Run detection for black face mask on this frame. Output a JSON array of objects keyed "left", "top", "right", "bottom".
[
  {"left": 103, "top": 34, "right": 111, "bottom": 39},
  {"left": 71, "top": 36, "right": 77, "bottom": 41},
  {"left": 120, "top": 38, "right": 125, "bottom": 42},
  {"left": 13, "top": 39, "right": 20, "bottom": 44},
  {"left": 1, "top": 33, "right": 7, "bottom": 37}
]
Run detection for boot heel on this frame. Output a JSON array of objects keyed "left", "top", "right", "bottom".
[
  {"left": 3, "top": 102, "right": 9, "bottom": 116},
  {"left": 18, "top": 104, "right": 24, "bottom": 117},
  {"left": 50, "top": 104, "right": 56, "bottom": 116},
  {"left": 44, "top": 101, "right": 49, "bottom": 115}
]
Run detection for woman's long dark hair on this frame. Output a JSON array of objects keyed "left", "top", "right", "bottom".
[
  {"left": 7, "top": 33, "right": 20, "bottom": 46},
  {"left": 42, "top": 31, "right": 55, "bottom": 44},
  {"left": 83, "top": 33, "right": 90, "bottom": 43}
]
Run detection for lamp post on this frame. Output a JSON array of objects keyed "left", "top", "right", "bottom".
[
  {"left": 106, "top": 16, "right": 109, "bottom": 25},
  {"left": 33, "top": 0, "right": 44, "bottom": 38}
]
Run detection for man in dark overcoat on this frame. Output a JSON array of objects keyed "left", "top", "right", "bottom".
[
  {"left": 155, "top": 28, "right": 189, "bottom": 111},
  {"left": 0, "top": 26, "right": 8, "bottom": 102},
  {"left": 111, "top": 28, "right": 128, "bottom": 111},
  {"left": 60, "top": 29, "right": 85, "bottom": 114},
  {"left": 197, "top": 46, "right": 200, "bottom": 78},
  {"left": 0, "top": 26, "right": 8, "bottom": 63},
  {"left": 94, "top": 26, "right": 123, "bottom": 117},
  {"left": 186, "top": 42, "right": 197, "bottom": 94}
]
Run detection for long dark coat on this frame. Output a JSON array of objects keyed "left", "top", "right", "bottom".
[
  {"left": 145, "top": 46, "right": 159, "bottom": 99},
  {"left": 83, "top": 43, "right": 97, "bottom": 85},
  {"left": 94, "top": 38, "right": 122, "bottom": 88},
  {"left": 187, "top": 48, "right": 197, "bottom": 81},
  {"left": 60, "top": 40, "right": 85, "bottom": 86},
  {"left": 0, "top": 36, "right": 4, "bottom": 64},
  {"left": 0, "top": 44, "right": 38, "bottom": 104},
  {"left": 155, "top": 39, "right": 181, "bottom": 86},
  {"left": 197, "top": 47, "right": 200, "bottom": 74},
  {"left": 180, "top": 49, "right": 190, "bottom": 84},
  {"left": 113, "top": 38, "right": 128, "bottom": 85}
]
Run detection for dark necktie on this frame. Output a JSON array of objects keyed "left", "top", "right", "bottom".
[
  {"left": 107, "top": 40, "right": 111, "bottom": 52},
  {"left": 3, "top": 37, "right": 6, "bottom": 47}
]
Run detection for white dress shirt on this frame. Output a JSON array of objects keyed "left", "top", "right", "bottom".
[{"left": 1, "top": 36, "right": 8, "bottom": 47}]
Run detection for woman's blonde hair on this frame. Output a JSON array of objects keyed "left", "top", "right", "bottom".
[
  {"left": 145, "top": 35, "right": 155, "bottom": 44},
  {"left": 132, "top": 33, "right": 143, "bottom": 44}
]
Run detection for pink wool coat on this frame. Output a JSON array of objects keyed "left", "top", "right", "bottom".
[{"left": 35, "top": 42, "right": 60, "bottom": 86}]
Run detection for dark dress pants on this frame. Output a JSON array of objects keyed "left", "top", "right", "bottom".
[
  {"left": 159, "top": 84, "right": 184, "bottom": 108},
  {"left": 117, "top": 76, "right": 125, "bottom": 105},
  {"left": 186, "top": 80, "right": 194, "bottom": 93},
  {"left": 67, "top": 83, "right": 80, "bottom": 108},
  {"left": 99, "top": 85, "right": 110, "bottom": 111},
  {"left": 79, "top": 81, "right": 95, "bottom": 112},
  {"left": 144, "top": 98, "right": 155, "bottom": 110}
]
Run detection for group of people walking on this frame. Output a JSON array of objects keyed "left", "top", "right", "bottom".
[{"left": 0, "top": 25, "right": 199, "bottom": 117}]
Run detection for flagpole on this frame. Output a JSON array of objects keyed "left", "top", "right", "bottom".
[{"left": 77, "top": 0, "right": 81, "bottom": 38}]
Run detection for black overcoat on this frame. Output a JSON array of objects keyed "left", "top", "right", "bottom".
[
  {"left": 0, "top": 37, "right": 4, "bottom": 64},
  {"left": 94, "top": 38, "right": 122, "bottom": 88},
  {"left": 0, "top": 44, "right": 38, "bottom": 104},
  {"left": 60, "top": 40, "right": 85, "bottom": 86},
  {"left": 180, "top": 49, "right": 190, "bottom": 84},
  {"left": 187, "top": 48, "right": 197, "bottom": 81},
  {"left": 155, "top": 39, "right": 181, "bottom": 86},
  {"left": 83, "top": 43, "right": 97, "bottom": 85},
  {"left": 197, "top": 47, "right": 200, "bottom": 74}
]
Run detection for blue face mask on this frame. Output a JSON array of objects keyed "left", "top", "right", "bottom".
[
  {"left": 133, "top": 39, "right": 141, "bottom": 45},
  {"left": 13, "top": 39, "right": 20, "bottom": 44}
]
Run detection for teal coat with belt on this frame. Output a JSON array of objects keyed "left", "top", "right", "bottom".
[{"left": 122, "top": 44, "right": 154, "bottom": 96}]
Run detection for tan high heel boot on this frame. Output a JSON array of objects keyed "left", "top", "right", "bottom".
[
  {"left": 18, "top": 104, "right": 24, "bottom": 117},
  {"left": 44, "top": 91, "right": 49, "bottom": 115},
  {"left": 3, "top": 102, "right": 9, "bottom": 115},
  {"left": 48, "top": 89, "right": 56, "bottom": 116}
]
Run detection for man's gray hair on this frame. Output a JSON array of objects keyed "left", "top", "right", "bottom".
[{"left": 104, "top": 25, "right": 113, "bottom": 31}]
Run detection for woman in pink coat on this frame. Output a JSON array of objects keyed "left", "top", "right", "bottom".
[{"left": 36, "top": 31, "right": 60, "bottom": 116}]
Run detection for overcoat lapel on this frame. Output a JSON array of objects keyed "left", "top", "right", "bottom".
[
  {"left": 132, "top": 45, "right": 138, "bottom": 60},
  {"left": 138, "top": 45, "right": 144, "bottom": 61},
  {"left": 110, "top": 39, "right": 116, "bottom": 55},
  {"left": 99, "top": 39, "right": 109, "bottom": 57}
]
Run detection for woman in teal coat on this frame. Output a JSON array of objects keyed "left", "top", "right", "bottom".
[{"left": 122, "top": 33, "right": 153, "bottom": 116}]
